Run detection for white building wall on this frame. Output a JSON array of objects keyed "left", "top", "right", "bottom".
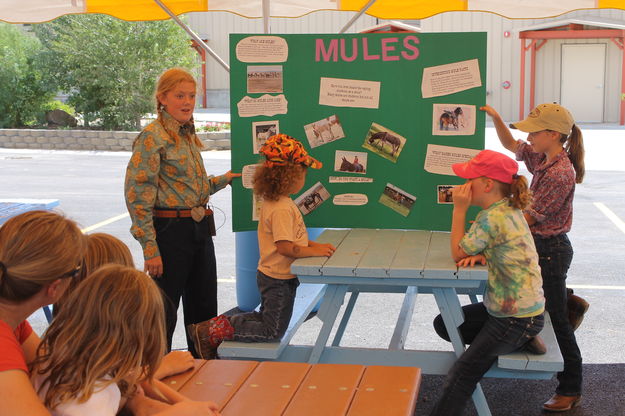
[
  {"left": 420, "top": 9, "right": 625, "bottom": 123},
  {"left": 185, "top": 9, "right": 624, "bottom": 122}
]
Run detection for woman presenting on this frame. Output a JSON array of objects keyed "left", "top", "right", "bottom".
[{"left": 125, "top": 67, "right": 239, "bottom": 357}]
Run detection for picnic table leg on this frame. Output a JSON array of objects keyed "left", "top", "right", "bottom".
[
  {"left": 331, "top": 290, "right": 359, "bottom": 346},
  {"left": 433, "top": 287, "right": 492, "bottom": 416},
  {"left": 389, "top": 285, "right": 417, "bottom": 350},
  {"left": 309, "top": 283, "right": 349, "bottom": 364}
]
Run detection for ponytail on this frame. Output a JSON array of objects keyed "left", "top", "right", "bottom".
[
  {"left": 563, "top": 124, "right": 585, "bottom": 184},
  {"left": 508, "top": 175, "right": 532, "bottom": 210}
]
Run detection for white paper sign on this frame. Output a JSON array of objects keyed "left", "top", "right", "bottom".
[
  {"left": 328, "top": 176, "right": 374, "bottom": 183},
  {"left": 421, "top": 59, "right": 482, "bottom": 98},
  {"left": 236, "top": 36, "right": 288, "bottom": 63},
  {"left": 241, "top": 164, "right": 258, "bottom": 189},
  {"left": 333, "top": 194, "right": 368, "bottom": 206},
  {"left": 237, "top": 94, "right": 288, "bottom": 117},
  {"left": 319, "top": 77, "right": 380, "bottom": 109},
  {"left": 424, "top": 144, "right": 481, "bottom": 176}
]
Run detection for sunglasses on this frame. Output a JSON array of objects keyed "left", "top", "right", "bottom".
[{"left": 59, "top": 265, "right": 82, "bottom": 279}]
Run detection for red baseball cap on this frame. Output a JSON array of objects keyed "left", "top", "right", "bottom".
[{"left": 452, "top": 150, "right": 518, "bottom": 184}]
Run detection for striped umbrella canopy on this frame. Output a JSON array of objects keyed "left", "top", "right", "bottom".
[{"left": 2, "top": 0, "right": 625, "bottom": 23}]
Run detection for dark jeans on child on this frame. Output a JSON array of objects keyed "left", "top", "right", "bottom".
[
  {"left": 229, "top": 270, "right": 299, "bottom": 342},
  {"left": 154, "top": 215, "right": 217, "bottom": 358},
  {"left": 534, "top": 233, "right": 582, "bottom": 396},
  {"left": 430, "top": 302, "right": 544, "bottom": 416}
]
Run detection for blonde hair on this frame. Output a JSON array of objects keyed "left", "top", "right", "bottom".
[
  {"left": 253, "top": 162, "right": 306, "bottom": 201},
  {"left": 154, "top": 67, "right": 203, "bottom": 148},
  {"left": 31, "top": 265, "right": 166, "bottom": 409},
  {"left": 561, "top": 125, "right": 585, "bottom": 184},
  {"left": 493, "top": 175, "right": 532, "bottom": 210},
  {"left": 56, "top": 233, "right": 135, "bottom": 314},
  {"left": 0, "top": 211, "right": 85, "bottom": 303}
]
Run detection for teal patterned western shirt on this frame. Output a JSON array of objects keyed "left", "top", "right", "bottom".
[
  {"left": 124, "top": 110, "right": 229, "bottom": 260},
  {"left": 460, "top": 198, "right": 545, "bottom": 318}
]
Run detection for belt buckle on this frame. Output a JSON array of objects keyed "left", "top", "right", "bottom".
[{"left": 190, "top": 206, "right": 205, "bottom": 222}]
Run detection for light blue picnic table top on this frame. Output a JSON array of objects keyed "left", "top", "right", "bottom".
[{"left": 0, "top": 199, "right": 60, "bottom": 225}]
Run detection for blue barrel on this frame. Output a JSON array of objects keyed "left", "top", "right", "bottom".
[{"left": 234, "top": 228, "right": 325, "bottom": 311}]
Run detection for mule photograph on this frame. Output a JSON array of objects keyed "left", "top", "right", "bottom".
[
  {"left": 361, "top": 122, "right": 407, "bottom": 163},
  {"left": 334, "top": 150, "right": 367, "bottom": 175},
  {"left": 378, "top": 183, "right": 416, "bottom": 217},
  {"left": 252, "top": 120, "right": 279, "bottom": 153},
  {"left": 247, "top": 65, "right": 283, "bottom": 93},
  {"left": 437, "top": 185, "right": 454, "bottom": 204},
  {"left": 432, "top": 103, "right": 475, "bottom": 136},
  {"left": 303, "top": 114, "right": 345, "bottom": 148},
  {"left": 294, "top": 182, "right": 331, "bottom": 215}
]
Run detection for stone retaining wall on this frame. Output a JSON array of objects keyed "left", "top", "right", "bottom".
[{"left": 0, "top": 129, "right": 231, "bottom": 151}]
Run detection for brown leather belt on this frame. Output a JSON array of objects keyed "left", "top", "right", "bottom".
[{"left": 153, "top": 208, "right": 213, "bottom": 218}]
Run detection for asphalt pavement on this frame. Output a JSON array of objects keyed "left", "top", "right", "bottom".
[{"left": 1, "top": 122, "right": 624, "bottom": 415}]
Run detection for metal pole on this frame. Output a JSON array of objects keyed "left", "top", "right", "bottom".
[
  {"left": 339, "top": 0, "right": 378, "bottom": 34},
  {"left": 262, "top": 0, "right": 271, "bottom": 34},
  {"left": 153, "top": 0, "right": 230, "bottom": 72}
]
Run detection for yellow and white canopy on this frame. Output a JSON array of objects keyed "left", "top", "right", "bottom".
[{"left": 2, "top": 0, "right": 625, "bottom": 23}]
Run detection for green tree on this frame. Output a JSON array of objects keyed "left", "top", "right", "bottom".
[
  {"left": 0, "top": 23, "right": 57, "bottom": 128},
  {"left": 34, "top": 15, "right": 198, "bottom": 130}
]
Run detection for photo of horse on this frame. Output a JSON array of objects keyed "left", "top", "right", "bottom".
[
  {"left": 334, "top": 150, "right": 367, "bottom": 175},
  {"left": 432, "top": 104, "right": 475, "bottom": 136},
  {"left": 303, "top": 115, "right": 345, "bottom": 148},
  {"left": 294, "top": 182, "right": 331, "bottom": 215},
  {"left": 361, "top": 122, "right": 407, "bottom": 163},
  {"left": 437, "top": 185, "right": 454, "bottom": 204},
  {"left": 252, "top": 120, "right": 279, "bottom": 153},
  {"left": 378, "top": 183, "right": 416, "bottom": 217}
]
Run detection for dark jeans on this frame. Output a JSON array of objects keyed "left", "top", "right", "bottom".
[
  {"left": 229, "top": 270, "right": 299, "bottom": 342},
  {"left": 154, "top": 215, "right": 217, "bottom": 358},
  {"left": 534, "top": 233, "right": 582, "bottom": 396},
  {"left": 430, "top": 302, "right": 544, "bottom": 416}
]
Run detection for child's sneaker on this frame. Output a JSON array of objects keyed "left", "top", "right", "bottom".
[{"left": 187, "top": 315, "right": 234, "bottom": 359}]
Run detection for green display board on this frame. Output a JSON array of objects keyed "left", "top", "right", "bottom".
[{"left": 230, "top": 32, "right": 486, "bottom": 232}]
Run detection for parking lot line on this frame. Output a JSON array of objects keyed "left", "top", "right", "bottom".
[
  {"left": 594, "top": 202, "right": 625, "bottom": 235},
  {"left": 81, "top": 212, "right": 129, "bottom": 233}
]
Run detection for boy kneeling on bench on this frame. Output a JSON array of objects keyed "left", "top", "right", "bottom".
[{"left": 189, "top": 135, "right": 335, "bottom": 358}]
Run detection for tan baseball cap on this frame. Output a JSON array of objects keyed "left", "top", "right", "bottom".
[{"left": 510, "top": 103, "right": 574, "bottom": 135}]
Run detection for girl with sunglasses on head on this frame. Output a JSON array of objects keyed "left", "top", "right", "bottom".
[{"left": 0, "top": 210, "right": 85, "bottom": 416}]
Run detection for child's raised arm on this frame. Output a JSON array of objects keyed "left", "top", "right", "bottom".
[
  {"left": 275, "top": 240, "right": 335, "bottom": 258},
  {"left": 480, "top": 105, "right": 519, "bottom": 153}
]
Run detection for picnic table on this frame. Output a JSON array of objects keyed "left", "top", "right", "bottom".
[
  {"left": 0, "top": 199, "right": 60, "bottom": 225},
  {"left": 163, "top": 359, "right": 421, "bottom": 416},
  {"left": 221, "top": 228, "right": 562, "bottom": 416}
]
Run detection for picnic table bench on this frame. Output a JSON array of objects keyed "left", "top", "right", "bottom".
[{"left": 163, "top": 359, "right": 421, "bottom": 416}]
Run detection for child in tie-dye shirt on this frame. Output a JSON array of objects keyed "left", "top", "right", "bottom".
[{"left": 430, "top": 150, "right": 545, "bottom": 416}]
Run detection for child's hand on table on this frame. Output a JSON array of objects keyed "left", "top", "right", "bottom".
[{"left": 456, "top": 254, "right": 486, "bottom": 268}]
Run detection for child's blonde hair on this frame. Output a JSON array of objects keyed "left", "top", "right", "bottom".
[
  {"left": 0, "top": 210, "right": 84, "bottom": 303},
  {"left": 31, "top": 265, "right": 166, "bottom": 409},
  {"left": 494, "top": 175, "right": 532, "bottom": 210},
  {"left": 253, "top": 163, "right": 306, "bottom": 201},
  {"left": 154, "top": 67, "right": 202, "bottom": 148},
  {"left": 57, "top": 233, "right": 135, "bottom": 314}
]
